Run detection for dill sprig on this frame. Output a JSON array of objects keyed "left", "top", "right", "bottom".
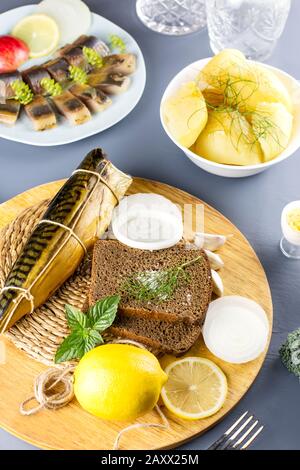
[
  {"left": 109, "top": 34, "right": 126, "bottom": 53},
  {"left": 69, "top": 65, "right": 87, "bottom": 84},
  {"left": 40, "top": 78, "right": 62, "bottom": 97},
  {"left": 121, "top": 255, "right": 202, "bottom": 303},
  {"left": 83, "top": 46, "right": 103, "bottom": 68},
  {"left": 248, "top": 109, "right": 284, "bottom": 150},
  {"left": 11, "top": 80, "right": 33, "bottom": 105},
  {"left": 197, "top": 67, "right": 285, "bottom": 152}
]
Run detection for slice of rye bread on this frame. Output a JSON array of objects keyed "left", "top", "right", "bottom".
[
  {"left": 89, "top": 240, "right": 213, "bottom": 324},
  {"left": 82, "top": 298, "right": 200, "bottom": 355},
  {"left": 108, "top": 315, "right": 202, "bottom": 355}
]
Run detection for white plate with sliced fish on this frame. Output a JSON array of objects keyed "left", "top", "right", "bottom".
[{"left": 0, "top": 5, "right": 146, "bottom": 146}]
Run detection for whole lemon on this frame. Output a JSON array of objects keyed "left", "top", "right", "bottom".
[{"left": 74, "top": 344, "right": 167, "bottom": 421}]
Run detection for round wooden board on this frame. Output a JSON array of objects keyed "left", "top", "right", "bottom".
[{"left": 0, "top": 178, "right": 272, "bottom": 450}]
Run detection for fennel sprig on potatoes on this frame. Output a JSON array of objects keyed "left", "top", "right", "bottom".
[{"left": 163, "top": 49, "right": 293, "bottom": 166}]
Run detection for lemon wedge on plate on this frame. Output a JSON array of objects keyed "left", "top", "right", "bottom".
[
  {"left": 12, "top": 14, "right": 59, "bottom": 58},
  {"left": 161, "top": 357, "right": 227, "bottom": 420}
]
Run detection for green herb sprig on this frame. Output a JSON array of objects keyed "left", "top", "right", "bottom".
[
  {"left": 40, "top": 78, "right": 62, "bottom": 97},
  {"left": 55, "top": 295, "right": 120, "bottom": 364},
  {"left": 109, "top": 34, "right": 126, "bottom": 53},
  {"left": 83, "top": 46, "right": 103, "bottom": 68},
  {"left": 69, "top": 65, "right": 87, "bottom": 84},
  {"left": 122, "top": 256, "right": 202, "bottom": 303},
  {"left": 198, "top": 65, "right": 285, "bottom": 152},
  {"left": 11, "top": 80, "right": 33, "bottom": 105}
]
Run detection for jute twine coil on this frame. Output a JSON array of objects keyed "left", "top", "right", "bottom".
[{"left": 0, "top": 200, "right": 92, "bottom": 366}]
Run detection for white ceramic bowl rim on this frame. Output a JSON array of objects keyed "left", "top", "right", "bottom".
[{"left": 160, "top": 58, "right": 300, "bottom": 171}]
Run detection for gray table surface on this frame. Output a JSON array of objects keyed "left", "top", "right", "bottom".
[{"left": 0, "top": 0, "right": 299, "bottom": 452}]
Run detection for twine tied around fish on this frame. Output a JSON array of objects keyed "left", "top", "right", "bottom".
[{"left": 19, "top": 340, "right": 170, "bottom": 450}]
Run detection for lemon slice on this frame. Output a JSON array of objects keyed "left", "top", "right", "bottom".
[
  {"left": 161, "top": 357, "right": 227, "bottom": 420},
  {"left": 12, "top": 14, "right": 59, "bottom": 58}
]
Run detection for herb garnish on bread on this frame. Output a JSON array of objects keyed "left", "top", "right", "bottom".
[{"left": 89, "top": 240, "right": 212, "bottom": 324}]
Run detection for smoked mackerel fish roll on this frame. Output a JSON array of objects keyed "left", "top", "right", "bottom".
[{"left": 0, "top": 148, "right": 132, "bottom": 332}]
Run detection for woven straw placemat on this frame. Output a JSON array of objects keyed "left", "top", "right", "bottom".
[{"left": 0, "top": 200, "right": 92, "bottom": 366}]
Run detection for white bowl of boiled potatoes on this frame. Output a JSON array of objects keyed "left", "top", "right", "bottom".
[{"left": 160, "top": 49, "right": 300, "bottom": 178}]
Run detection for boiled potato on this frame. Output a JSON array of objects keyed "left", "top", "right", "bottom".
[
  {"left": 235, "top": 63, "right": 292, "bottom": 114},
  {"left": 198, "top": 49, "right": 292, "bottom": 113},
  {"left": 163, "top": 82, "right": 208, "bottom": 148},
  {"left": 198, "top": 49, "right": 246, "bottom": 87},
  {"left": 194, "top": 109, "right": 263, "bottom": 166},
  {"left": 198, "top": 49, "right": 248, "bottom": 106},
  {"left": 251, "top": 102, "right": 293, "bottom": 162}
]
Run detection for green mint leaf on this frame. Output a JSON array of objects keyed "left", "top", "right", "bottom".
[
  {"left": 55, "top": 329, "right": 104, "bottom": 364},
  {"left": 65, "top": 304, "right": 88, "bottom": 330},
  {"left": 87, "top": 295, "right": 120, "bottom": 332},
  {"left": 55, "top": 331, "right": 86, "bottom": 364},
  {"left": 55, "top": 296, "right": 118, "bottom": 363},
  {"left": 83, "top": 329, "right": 104, "bottom": 354}
]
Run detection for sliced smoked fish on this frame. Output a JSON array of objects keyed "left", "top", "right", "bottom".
[
  {"left": 0, "top": 71, "right": 22, "bottom": 99},
  {"left": 0, "top": 148, "right": 132, "bottom": 332},
  {"left": 52, "top": 90, "right": 91, "bottom": 125},
  {"left": 64, "top": 47, "right": 89, "bottom": 69},
  {"left": 24, "top": 95, "right": 57, "bottom": 131},
  {"left": 102, "top": 54, "right": 136, "bottom": 75},
  {"left": 56, "top": 44, "right": 90, "bottom": 70},
  {"left": 88, "top": 71, "right": 131, "bottom": 95},
  {"left": 69, "top": 83, "right": 112, "bottom": 113},
  {"left": 0, "top": 99, "right": 21, "bottom": 125},
  {"left": 73, "top": 35, "right": 110, "bottom": 56},
  {"left": 22, "top": 66, "right": 51, "bottom": 95},
  {"left": 44, "top": 58, "right": 71, "bottom": 84}
]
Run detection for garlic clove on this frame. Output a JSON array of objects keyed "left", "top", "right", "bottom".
[
  {"left": 205, "top": 250, "right": 224, "bottom": 270},
  {"left": 211, "top": 269, "right": 224, "bottom": 297},
  {"left": 194, "top": 232, "right": 230, "bottom": 251},
  {"left": 101, "top": 224, "right": 116, "bottom": 240}
]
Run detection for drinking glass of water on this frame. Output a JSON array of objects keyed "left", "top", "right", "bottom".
[
  {"left": 136, "top": 0, "right": 207, "bottom": 35},
  {"left": 206, "top": 0, "right": 291, "bottom": 61}
]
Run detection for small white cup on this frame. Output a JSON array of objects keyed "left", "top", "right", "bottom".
[{"left": 280, "top": 201, "right": 300, "bottom": 259}]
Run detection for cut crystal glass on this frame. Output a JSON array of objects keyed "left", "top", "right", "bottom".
[
  {"left": 136, "top": 0, "right": 207, "bottom": 35},
  {"left": 206, "top": 0, "right": 291, "bottom": 61}
]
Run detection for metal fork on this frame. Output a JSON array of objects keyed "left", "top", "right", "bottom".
[{"left": 207, "top": 411, "right": 264, "bottom": 450}]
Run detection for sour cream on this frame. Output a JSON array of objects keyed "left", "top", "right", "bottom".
[
  {"left": 281, "top": 201, "right": 300, "bottom": 246},
  {"left": 112, "top": 193, "right": 183, "bottom": 250}
]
